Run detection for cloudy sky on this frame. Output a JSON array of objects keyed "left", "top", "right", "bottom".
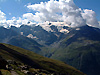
[{"left": 0, "top": 0, "right": 100, "bottom": 28}]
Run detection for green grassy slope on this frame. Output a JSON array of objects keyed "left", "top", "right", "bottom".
[{"left": 0, "top": 43, "right": 85, "bottom": 75}]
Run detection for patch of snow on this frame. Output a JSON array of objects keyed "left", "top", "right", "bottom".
[
  {"left": 27, "top": 34, "right": 38, "bottom": 39},
  {"left": 76, "top": 28, "right": 80, "bottom": 30},
  {"left": 60, "top": 28, "right": 69, "bottom": 33},
  {"left": 21, "top": 32, "right": 23, "bottom": 35},
  {"left": 27, "top": 34, "right": 34, "bottom": 38},
  {"left": 37, "top": 21, "right": 70, "bottom": 32}
]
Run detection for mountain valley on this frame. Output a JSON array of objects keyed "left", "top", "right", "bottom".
[{"left": 0, "top": 23, "right": 100, "bottom": 75}]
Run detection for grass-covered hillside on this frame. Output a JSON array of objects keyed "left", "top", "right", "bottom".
[{"left": 0, "top": 43, "right": 85, "bottom": 75}]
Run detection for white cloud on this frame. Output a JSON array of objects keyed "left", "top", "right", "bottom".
[
  {"left": 0, "top": 10, "right": 6, "bottom": 21},
  {"left": 5, "top": 17, "right": 32, "bottom": 27},
  {"left": 23, "top": 13, "right": 34, "bottom": 21},
  {"left": 82, "top": 9, "right": 99, "bottom": 28},
  {"left": 0, "top": 0, "right": 99, "bottom": 29},
  {"left": 26, "top": 0, "right": 99, "bottom": 28},
  {"left": 0, "top": 10, "right": 35, "bottom": 28},
  {"left": 0, "top": 10, "right": 7, "bottom": 27}
]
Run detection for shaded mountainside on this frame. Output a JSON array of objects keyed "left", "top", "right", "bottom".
[
  {"left": 7, "top": 35, "right": 42, "bottom": 53},
  {"left": 0, "top": 26, "right": 42, "bottom": 53},
  {"left": 0, "top": 27, "right": 18, "bottom": 43},
  {"left": 10, "top": 25, "right": 58, "bottom": 45},
  {"left": 0, "top": 43, "right": 85, "bottom": 75},
  {"left": 46, "top": 25, "right": 100, "bottom": 75},
  {"left": 50, "top": 43, "right": 100, "bottom": 75}
]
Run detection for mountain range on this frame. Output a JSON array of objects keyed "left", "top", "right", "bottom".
[{"left": 0, "top": 22, "right": 100, "bottom": 75}]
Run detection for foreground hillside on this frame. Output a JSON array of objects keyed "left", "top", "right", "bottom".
[{"left": 0, "top": 43, "right": 85, "bottom": 75}]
